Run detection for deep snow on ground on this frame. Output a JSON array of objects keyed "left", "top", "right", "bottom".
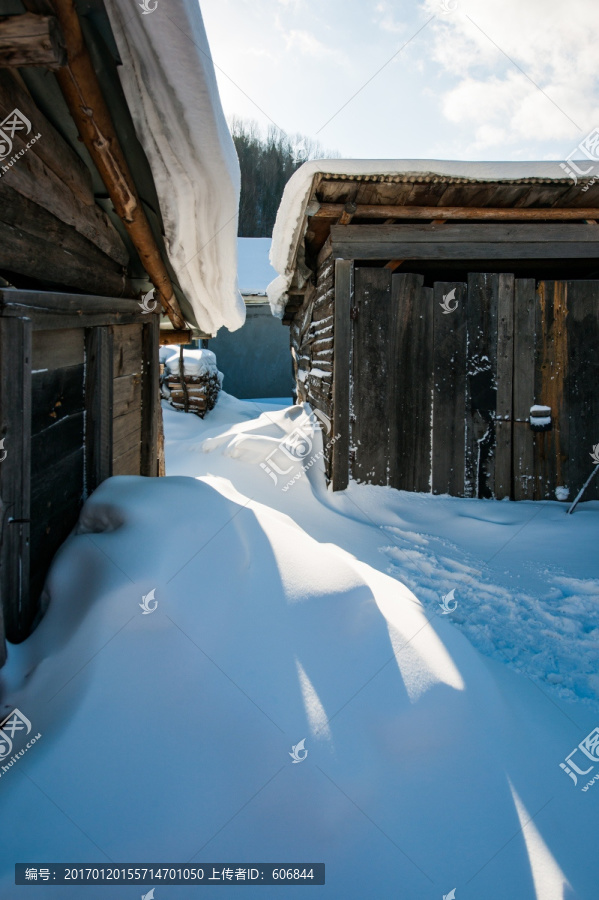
[
  {"left": 0, "top": 394, "right": 598, "bottom": 899},
  {"left": 169, "top": 394, "right": 599, "bottom": 707}
]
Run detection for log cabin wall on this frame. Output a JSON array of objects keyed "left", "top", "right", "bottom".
[
  {"left": 291, "top": 254, "right": 335, "bottom": 479},
  {"left": 0, "top": 0, "right": 173, "bottom": 665},
  {"left": 0, "top": 69, "right": 130, "bottom": 296}
]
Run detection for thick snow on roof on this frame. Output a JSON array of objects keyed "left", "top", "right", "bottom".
[
  {"left": 268, "top": 158, "right": 571, "bottom": 316},
  {"left": 237, "top": 238, "right": 277, "bottom": 295},
  {"left": 104, "top": 0, "right": 245, "bottom": 335}
]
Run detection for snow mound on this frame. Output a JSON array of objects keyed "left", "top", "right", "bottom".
[
  {"left": 164, "top": 348, "right": 220, "bottom": 379},
  {"left": 1, "top": 474, "right": 596, "bottom": 897}
]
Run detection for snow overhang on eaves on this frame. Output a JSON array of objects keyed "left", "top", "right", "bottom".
[{"left": 267, "top": 158, "right": 599, "bottom": 319}]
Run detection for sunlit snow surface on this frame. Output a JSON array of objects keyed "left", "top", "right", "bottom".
[{"left": 0, "top": 393, "right": 597, "bottom": 899}]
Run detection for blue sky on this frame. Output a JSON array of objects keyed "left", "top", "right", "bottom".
[{"left": 201, "top": 0, "right": 599, "bottom": 162}]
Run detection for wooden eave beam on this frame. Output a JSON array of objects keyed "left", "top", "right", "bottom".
[
  {"left": 51, "top": 0, "right": 186, "bottom": 330},
  {"left": 0, "top": 12, "right": 65, "bottom": 68},
  {"left": 159, "top": 329, "right": 194, "bottom": 346},
  {"left": 330, "top": 222, "right": 599, "bottom": 261},
  {"left": 313, "top": 203, "right": 599, "bottom": 221}
]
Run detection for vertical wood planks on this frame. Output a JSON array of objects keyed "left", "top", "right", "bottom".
[
  {"left": 432, "top": 281, "right": 467, "bottom": 495},
  {"left": 512, "top": 279, "right": 536, "bottom": 500},
  {"left": 465, "top": 273, "right": 499, "bottom": 498},
  {"left": 565, "top": 281, "right": 599, "bottom": 500},
  {"left": 85, "top": 325, "right": 113, "bottom": 495},
  {"left": 351, "top": 267, "right": 393, "bottom": 485},
  {"left": 331, "top": 259, "right": 352, "bottom": 491},
  {"left": 534, "top": 282, "right": 569, "bottom": 499},
  {"left": 391, "top": 273, "right": 434, "bottom": 492},
  {"left": 495, "top": 274, "right": 515, "bottom": 499},
  {"left": 0, "top": 316, "right": 32, "bottom": 646},
  {"left": 141, "top": 314, "right": 160, "bottom": 477}
]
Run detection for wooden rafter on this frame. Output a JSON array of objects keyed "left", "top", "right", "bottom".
[{"left": 50, "top": 0, "right": 187, "bottom": 330}]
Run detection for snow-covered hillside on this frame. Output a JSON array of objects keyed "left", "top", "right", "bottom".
[{"left": 0, "top": 395, "right": 597, "bottom": 899}]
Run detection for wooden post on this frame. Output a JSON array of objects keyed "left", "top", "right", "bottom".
[
  {"left": 0, "top": 316, "right": 32, "bottom": 647},
  {"left": 511, "top": 280, "right": 536, "bottom": 501},
  {"left": 141, "top": 314, "right": 160, "bottom": 477},
  {"left": 332, "top": 259, "right": 352, "bottom": 491},
  {"left": 85, "top": 326, "right": 113, "bottom": 495},
  {"left": 495, "top": 275, "right": 515, "bottom": 499}
]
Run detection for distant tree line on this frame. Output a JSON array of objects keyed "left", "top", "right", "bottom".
[{"left": 229, "top": 117, "right": 339, "bottom": 237}]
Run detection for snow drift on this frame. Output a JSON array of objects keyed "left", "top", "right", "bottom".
[{"left": 1, "top": 396, "right": 598, "bottom": 898}]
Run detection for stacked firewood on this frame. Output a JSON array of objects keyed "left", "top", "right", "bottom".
[{"left": 160, "top": 346, "right": 222, "bottom": 418}]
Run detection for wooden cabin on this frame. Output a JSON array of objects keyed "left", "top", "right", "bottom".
[
  {"left": 272, "top": 162, "right": 599, "bottom": 501},
  {"left": 0, "top": 0, "right": 237, "bottom": 666}
]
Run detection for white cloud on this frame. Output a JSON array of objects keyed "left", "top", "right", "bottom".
[
  {"left": 374, "top": 1, "right": 408, "bottom": 35},
  {"left": 282, "top": 28, "right": 348, "bottom": 67},
  {"left": 422, "top": 0, "right": 599, "bottom": 152}
]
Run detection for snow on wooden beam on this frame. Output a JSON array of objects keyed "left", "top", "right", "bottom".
[{"left": 0, "top": 12, "right": 66, "bottom": 69}]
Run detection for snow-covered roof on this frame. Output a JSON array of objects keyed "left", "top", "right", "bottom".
[
  {"left": 104, "top": 0, "right": 245, "bottom": 335},
  {"left": 268, "top": 158, "right": 580, "bottom": 317},
  {"left": 237, "top": 238, "right": 278, "bottom": 296}
]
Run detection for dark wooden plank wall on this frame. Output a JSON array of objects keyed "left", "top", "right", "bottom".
[
  {"left": 319, "top": 268, "right": 598, "bottom": 502},
  {"left": 0, "top": 71, "right": 129, "bottom": 296},
  {"left": 112, "top": 324, "right": 143, "bottom": 476},
  {"left": 533, "top": 282, "right": 568, "bottom": 499},
  {"left": 390, "top": 273, "right": 433, "bottom": 492},
  {"left": 0, "top": 317, "right": 32, "bottom": 649},
  {"left": 29, "top": 327, "right": 84, "bottom": 628},
  {"left": 351, "top": 267, "right": 393, "bottom": 485},
  {"left": 512, "top": 280, "right": 536, "bottom": 500},
  {"left": 432, "top": 281, "right": 467, "bottom": 495},
  {"left": 566, "top": 282, "right": 599, "bottom": 500}
]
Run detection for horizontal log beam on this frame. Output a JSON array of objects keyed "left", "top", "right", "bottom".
[
  {"left": 331, "top": 223, "right": 599, "bottom": 260},
  {"left": 315, "top": 203, "right": 599, "bottom": 221},
  {"left": 159, "top": 329, "right": 194, "bottom": 345},
  {"left": 0, "top": 12, "right": 65, "bottom": 69}
]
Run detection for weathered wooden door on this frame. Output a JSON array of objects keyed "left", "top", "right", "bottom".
[{"left": 349, "top": 268, "right": 599, "bottom": 501}]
